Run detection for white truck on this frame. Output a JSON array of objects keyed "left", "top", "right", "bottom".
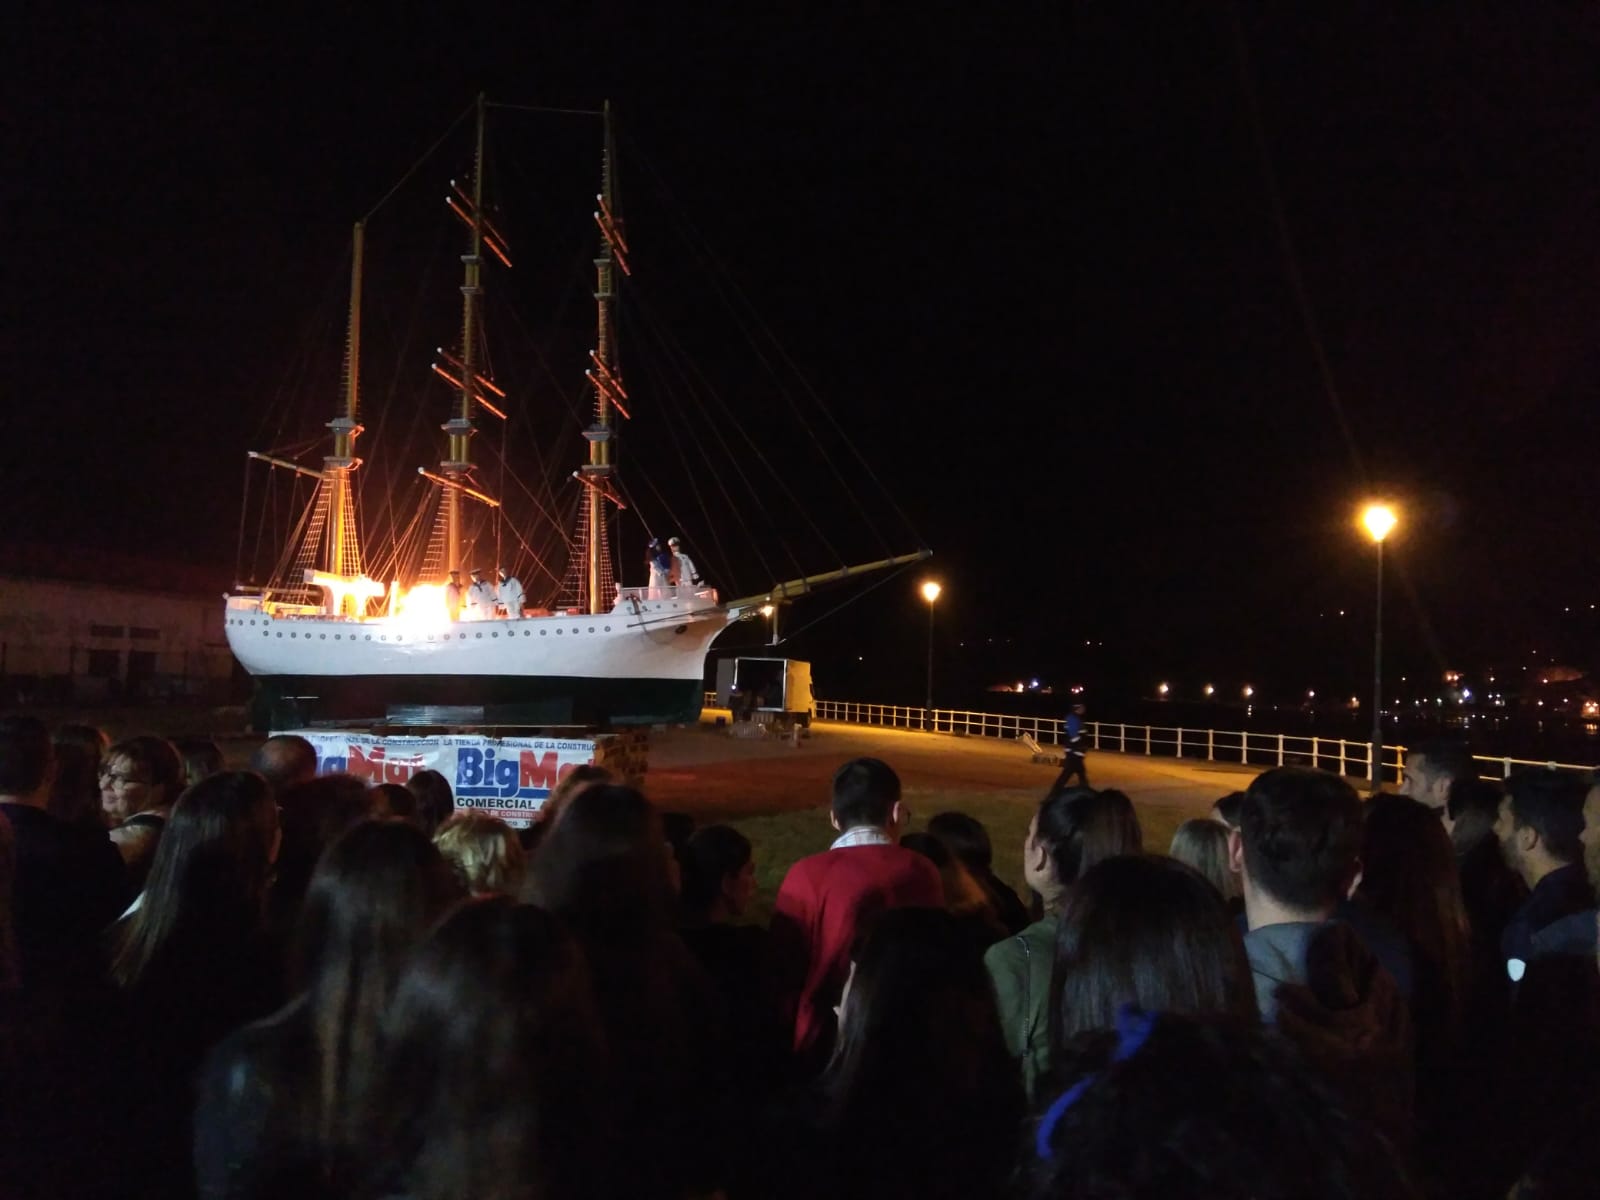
[{"left": 716, "top": 656, "right": 815, "bottom": 730}]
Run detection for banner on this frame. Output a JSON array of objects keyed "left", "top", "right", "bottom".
[{"left": 280, "top": 730, "right": 599, "bottom": 827}]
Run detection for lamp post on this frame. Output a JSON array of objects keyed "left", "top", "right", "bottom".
[
  {"left": 1362, "top": 504, "right": 1397, "bottom": 786},
  {"left": 921, "top": 581, "right": 941, "bottom": 729}
]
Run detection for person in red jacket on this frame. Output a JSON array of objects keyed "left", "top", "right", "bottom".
[{"left": 770, "top": 757, "right": 943, "bottom": 1073}]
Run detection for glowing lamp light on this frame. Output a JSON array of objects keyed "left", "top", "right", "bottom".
[
  {"left": 1203, "top": 684, "right": 1214, "bottom": 696},
  {"left": 1307, "top": 689, "right": 1316, "bottom": 699},
  {"left": 1157, "top": 682, "right": 1169, "bottom": 696},
  {"left": 920, "top": 580, "right": 942, "bottom": 604},
  {"left": 1361, "top": 503, "right": 1397, "bottom": 543},
  {"left": 1242, "top": 685, "right": 1254, "bottom": 698},
  {"left": 759, "top": 604, "right": 775, "bottom": 618}
]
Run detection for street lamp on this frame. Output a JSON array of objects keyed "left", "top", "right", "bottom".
[
  {"left": 921, "top": 581, "right": 941, "bottom": 728},
  {"left": 1361, "top": 503, "right": 1397, "bottom": 786},
  {"left": 759, "top": 603, "right": 778, "bottom": 645}
]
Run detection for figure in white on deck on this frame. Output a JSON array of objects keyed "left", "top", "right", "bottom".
[
  {"left": 668, "top": 536, "right": 700, "bottom": 594},
  {"left": 647, "top": 537, "right": 672, "bottom": 598},
  {"left": 464, "top": 568, "right": 496, "bottom": 621},
  {"left": 496, "top": 566, "right": 525, "bottom": 619}
]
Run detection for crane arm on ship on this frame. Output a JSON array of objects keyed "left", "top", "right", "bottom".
[{"left": 723, "top": 549, "right": 933, "bottom": 619}]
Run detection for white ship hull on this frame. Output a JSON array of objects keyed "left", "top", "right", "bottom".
[{"left": 224, "top": 587, "right": 732, "bottom": 728}]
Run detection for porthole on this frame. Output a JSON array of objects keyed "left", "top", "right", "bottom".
[
  {"left": 588, "top": 627, "right": 595, "bottom": 633},
  {"left": 604, "top": 625, "right": 611, "bottom": 632},
  {"left": 276, "top": 632, "right": 283, "bottom": 638},
  {"left": 556, "top": 629, "right": 562, "bottom": 635},
  {"left": 290, "top": 632, "right": 297, "bottom": 639},
  {"left": 541, "top": 630, "right": 547, "bottom": 636},
  {"left": 475, "top": 633, "right": 483, "bottom": 639},
  {"left": 319, "top": 634, "right": 326, "bottom": 640},
  {"left": 492, "top": 632, "right": 498, "bottom": 638},
  {"left": 335, "top": 635, "right": 341, "bottom": 640},
  {"left": 572, "top": 627, "right": 580, "bottom": 634},
  {"left": 365, "top": 636, "right": 372, "bottom": 642}
]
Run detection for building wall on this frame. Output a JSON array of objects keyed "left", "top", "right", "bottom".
[{"left": 0, "top": 575, "right": 236, "bottom": 701}]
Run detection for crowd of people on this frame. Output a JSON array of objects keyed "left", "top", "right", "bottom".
[{"left": 1, "top": 716, "right": 1597, "bottom": 1198}]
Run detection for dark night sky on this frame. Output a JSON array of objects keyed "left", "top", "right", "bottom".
[{"left": 9, "top": 3, "right": 1599, "bottom": 703}]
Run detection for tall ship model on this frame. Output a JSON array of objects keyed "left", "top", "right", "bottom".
[{"left": 224, "top": 96, "right": 926, "bottom": 730}]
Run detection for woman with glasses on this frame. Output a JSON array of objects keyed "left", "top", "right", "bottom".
[{"left": 100, "top": 735, "right": 183, "bottom": 890}]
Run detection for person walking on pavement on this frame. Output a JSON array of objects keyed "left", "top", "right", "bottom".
[
  {"left": 1053, "top": 703, "right": 1090, "bottom": 788},
  {"left": 495, "top": 566, "right": 524, "bottom": 618}
]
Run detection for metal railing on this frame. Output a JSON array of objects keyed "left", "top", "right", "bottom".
[{"left": 796, "top": 699, "right": 1596, "bottom": 784}]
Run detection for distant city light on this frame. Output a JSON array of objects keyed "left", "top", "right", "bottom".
[{"left": 1242, "top": 685, "right": 1254, "bottom": 698}]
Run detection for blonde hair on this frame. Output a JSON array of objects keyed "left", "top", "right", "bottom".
[
  {"left": 1168, "top": 819, "right": 1241, "bottom": 902},
  {"left": 434, "top": 812, "right": 527, "bottom": 896}
]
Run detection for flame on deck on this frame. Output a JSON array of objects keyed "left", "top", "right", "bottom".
[{"left": 389, "top": 583, "right": 451, "bottom": 631}]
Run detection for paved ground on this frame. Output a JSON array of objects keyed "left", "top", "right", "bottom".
[
  {"left": 649, "top": 717, "right": 1262, "bottom": 826},
  {"left": 646, "top": 717, "right": 1266, "bottom": 906}
]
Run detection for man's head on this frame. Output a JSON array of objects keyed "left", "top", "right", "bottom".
[
  {"left": 830, "top": 757, "right": 904, "bottom": 835},
  {"left": 1232, "top": 767, "right": 1363, "bottom": 925},
  {"left": 497, "top": 565, "right": 508, "bottom": 581},
  {"left": 1072, "top": 703, "right": 1086, "bottom": 715},
  {"left": 1582, "top": 772, "right": 1600, "bottom": 894},
  {"left": 668, "top": 536, "right": 681, "bottom": 549},
  {"left": 0, "top": 715, "right": 54, "bottom": 803},
  {"left": 250, "top": 734, "right": 319, "bottom": 794},
  {"left": 448, "top": 569, "right": 461, "bottom": 583},
  {"left": 470, "top": 567, "right": 482, "bottom": 580},
  {"left": 1494, "top": 768, "right": 1587, "bottom": 888},
  {"left": 1399, "top": 738, "right": 1475, "bottom": 810}
]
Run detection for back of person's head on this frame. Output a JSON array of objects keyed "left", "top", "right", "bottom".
[
  {"left": 1037, "top": 786, "right": 1143, "bottom": 892},
  {"left": 826, "top": 907, "right": 1023, "bottom": 1192},
  {"left": 250, "top": 734, "right": 319, "bottom": 793},
  {"left": 172, "top": 735, "right": 224, "bottom": 788},
  {"left": 1240, "top": 767, "right": 1362, "bottom": 912},
  {"left": 111, "top": 771, "right": 277, "bottom": 987},
  {"left": 1169, "top": 819, "right": 1239, "bottom": 902},
  {"left": 1030, "top": 1012, "right": 1416, "bottom": 1200},
  {"left": 434, "top": 812, "right": 527, "bottom": 895},
  {"left": 366, "top": 898, "right": 607, "bottom": 1200},
  {"left": 1212, "top": 791, "right": 1245, "bottom": 830},
  {"left": 1357, "top": 793, "right": 1470, "bottom": 1027},
  {"left": 1445, "top": 777, "right": 1504, "bottom": 853},
  {"left": 902, "top": 831, "right": 995, "bottom": 919},
  {"left": 1504, "top": 768, "right": 1586, "bottom": 866},
  {"left": 104, "top": 734, "right": 185, "bottom": 809},
  {"left": 293, "top": 819, "right": 461, "bottom": 1148},
  {"left": 831, "top": 757, "right": 901, "bottom": 831},
  {"left": 403, "top": 769, "right": 455, "bottom": 838},
  {"left": 927, "top": 810, "right": 994, "bottom": 872},
  {"left": 1051, "top": 855, "right": 1257, "bottom": 1048},
  {"left": 522, "top": 784, "right": 670, "bottom": 939},
  {"left": 536, "top": 763, "right": 613, "bottom": 835},
  {"left": 48, "top": 723, "right": 105, "bottom": 829},
  {"left": 1408, "top": 738, "right": 1474, "bottom": 779},
  {"left": 679, "top": 824, "right": 753, "bottom": 917},
  {"left": 270, "top": 774, "right": 375, "bottom": 936},
  {"left": 0, "top": 716, "right": 53, "bottom": 796},
  {"left": 368, "top": 782, "right": 421, "bottom": 826}
]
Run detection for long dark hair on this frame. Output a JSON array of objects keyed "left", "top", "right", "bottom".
[
  {"left": 110, "top": 771, "right": 277, "bottom": 988},
  {"left": 1035, "top": 786, "right": 1143, "bottom": 904},
  {"left": 363, "top": 898, "right": 609, "bottom": 1200},
  {"left": 823, "top": 906, "right": 1025, "bottom": 1197},
  {"left": 1049, "top": 855, "right": 1258, "bottom": 1053},
  {"left": 1356, "top": 793, "right": 1471, "bottom": 1035},
  {"left": 522, "top": 785, "right": 672, "bottom": 940},
  {"left": 48, "top": 723, "right": 108, "bottom": 830},
  {"left": 293, "top": 820, "right": 461, "bottom": 1155}
]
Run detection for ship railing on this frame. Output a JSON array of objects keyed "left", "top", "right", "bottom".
[
  {"left": 799, "top": 700, "right": 1597, "bottom": 785},
  {"left": 616, "top": 584, "right": 720, "bottom": 606}
]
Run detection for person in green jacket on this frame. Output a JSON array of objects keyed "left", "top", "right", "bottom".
[{"left": 983, "top": 786, "right": 1143, "bottom": 1099}]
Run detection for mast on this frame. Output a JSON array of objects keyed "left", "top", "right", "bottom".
[
  {"left": 581, "top": 103, "right": 626, "bottom": 613},
  {"left": 323, "top": 220, "right": 365, "bottom": 607},
  {"left": 442, "top": 92, "right": 488, "bottom": 578}
]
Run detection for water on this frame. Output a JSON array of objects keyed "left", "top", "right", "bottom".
[{"left": 929, "top": 689, "right": 1599, "bottom": 768}]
